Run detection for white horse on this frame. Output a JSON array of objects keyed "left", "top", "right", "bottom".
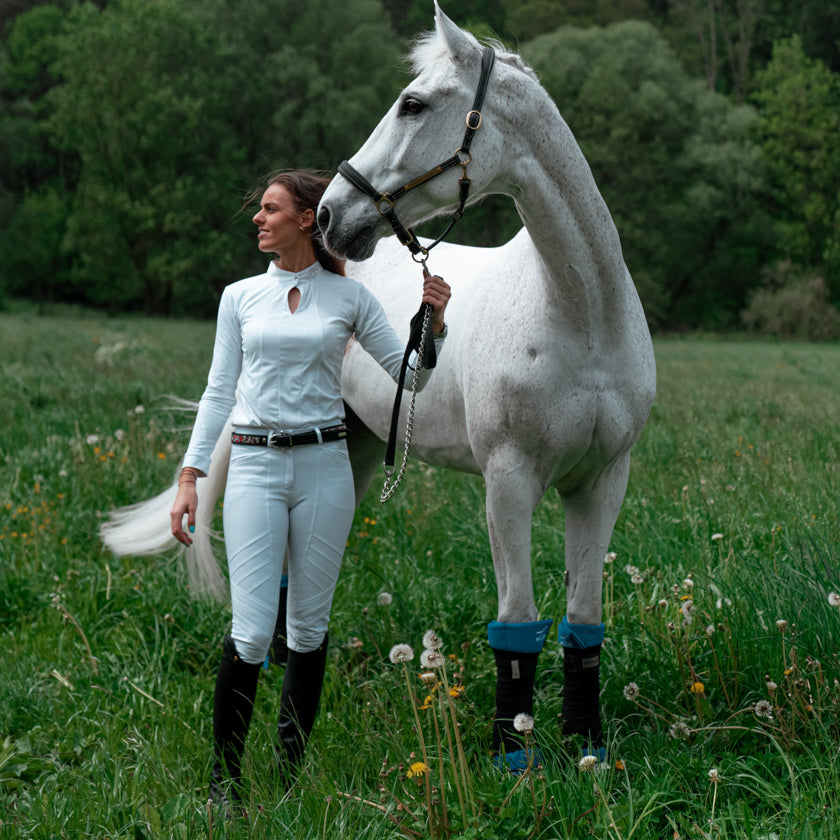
[{"left": 103, "top": 3, "right": 655, "bottom": 768}]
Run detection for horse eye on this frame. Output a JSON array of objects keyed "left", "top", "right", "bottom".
[{"left": 400, "top": 97, "right": 425, "bottom": 116}]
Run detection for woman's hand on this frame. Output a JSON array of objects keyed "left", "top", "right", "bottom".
[
  {"left": 421, "top": 269, "right": 452, "bottom": 335},
  {"left": 170, "top": 470, "right": 200, "bottom": 546}
]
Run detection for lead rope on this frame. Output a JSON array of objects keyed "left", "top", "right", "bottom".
[{"left": 380, "top": 263, "right": 433, "bottom": 503}]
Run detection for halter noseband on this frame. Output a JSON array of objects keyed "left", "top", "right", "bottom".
[{"left": 337, "top": 47, "right": 496, "bottom": 260}]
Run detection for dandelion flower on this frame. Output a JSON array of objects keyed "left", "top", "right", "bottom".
[
  {"left": 766, "top": 679, "right": 778, "bottom": 692},
  {"left": 690, "top": 681, "right": 705, "bottom": 695},
  {"left": 419, "top": 671, "right": 437, "bottom": 684},
  {"left": 631, "top": 572, "right": 644, "bottom": 585},
  {"left": 389, "top": 644, "right": 414, "bottom": 664},
  {"left": 376, "top": 592, "right": 393, "bottom": 606},
  {"left": 828, "top": 593, "right": 840, "bottom": 607},
  {"left": 683, "top": 578, "right": 695, "bottom": 590},
  {"left": 623, "top": 682, "right": 640, "bottom": 701},
  {"left": 85, "top": 434, "right": 100, "bottom": 445},
  {"left": 705, "top": 624, "right": 715, "bottom": 637},
  {"left": 578, "top": 755, "right": 598, "bottom": 772},
  {"left": 624, "top": 564, "right": 640, "bottom": 577},
  {"left": 708, "top": 768, "right": 720, "bottom": 782},
  {"left": 406, "top": 761, "right": 428, "bottom": 778},
  {"left": 604, "top": 551, "right": 617, "bottom": 564},
  {"left": 754, "top": 700, "right": 773, "bottom": 719},
  {"left": 513, "top": 713, "right": 534, "bottom": 734},
  {"left": 776, "top": 619, "right": 788, "bottom": 631},
  {"left": 420, "top": 649, "right": 444, "bottom": 669},
  {"left": 134, "top": 405, "right": 145, "bottom": 414},
  {"left": 422, "top": 630, "right": 442, "bottom": 650}
]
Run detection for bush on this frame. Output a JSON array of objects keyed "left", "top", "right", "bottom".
[{"left": 741, "top": 262, "right": 840, "bottom": 340}]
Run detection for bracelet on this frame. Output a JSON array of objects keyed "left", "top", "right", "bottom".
[{"left": 179, "top": 468, "right": 199, "bottom": 484}]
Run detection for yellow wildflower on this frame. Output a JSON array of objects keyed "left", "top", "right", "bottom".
[{"left": 406, "top": 761, "right": 428, "bottom": 779}]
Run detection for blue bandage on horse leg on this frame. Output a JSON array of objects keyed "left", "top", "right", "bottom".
[
  {"left": 558, "top": 616, "right": 604, "bottom": 746},
  {"left": 487, "top": 619, "right": 553, "bottom": 759},
  {"left": 487, "top": 618, "right": 553, "bottom": 653}
]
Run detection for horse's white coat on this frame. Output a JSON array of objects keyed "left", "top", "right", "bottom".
[
  {"left": 319, "top": 4, "right": 656, "bottom": 626},
  {"left": 102, "top": 5, "right": 655, "bottom": 635}
]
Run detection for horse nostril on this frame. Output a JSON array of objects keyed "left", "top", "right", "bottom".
[{"left": 317, "top": 205, "right": 331, "bottom": 233}]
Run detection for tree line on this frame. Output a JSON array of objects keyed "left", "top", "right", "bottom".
[{"left": 1, "top": 0, "right": 839, "bottom": 333}]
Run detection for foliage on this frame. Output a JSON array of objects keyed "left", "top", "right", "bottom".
[
  {"left": 523, "top": 21, "right": 766, "bottom": 328},
  {"left": 752, "top": 36, "right": 840, "bottom": 300},
  {"left": 741, "top": 262, "right": 840, "bottom": 340},
  {"left": 2, "top": 315, "right": 840, "bottom": 838}
]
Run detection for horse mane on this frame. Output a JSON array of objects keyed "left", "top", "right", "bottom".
[{"left": 408, "top": 28, "right": 539, "bottom": 82}]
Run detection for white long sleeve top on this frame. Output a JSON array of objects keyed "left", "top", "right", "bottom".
[{"left": 183, "top": 260, "right": 443, "bottom": 475}]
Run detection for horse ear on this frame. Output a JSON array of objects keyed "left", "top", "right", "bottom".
[{"left": 434, "top": 1, "right": 481, "bottom": 65}]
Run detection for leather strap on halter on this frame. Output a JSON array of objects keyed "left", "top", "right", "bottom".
[{"left": 337, "top": 46, "right": 496, "bottom": 258}]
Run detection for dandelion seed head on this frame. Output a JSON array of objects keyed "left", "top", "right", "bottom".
[
  {"left": 776, "top": 619, "right": 788, "bottom": 631},
  {"left": 754, "top": 700, "right": 773, "bottom": 719},
  {"left": 669, "top": 721, "right": 691, "bottom": 740},
  {"left": 513, "top": 713, "right": 534, "bottom": 733},
  {"left": 766, "top": 679, "right": 778, "bottom": 691},
  {"left": 420, "top": 649, "right": 444, "bottom": 669},
  {"left": 624, "top": 564, "right": 640, "bottom": 577},
  {"left": 389, "top": 643, "right": 414, "bottom": 664},
  {"left": 631, "top": 572, "right": 644, "bottom": 585},
  {"left": 422, "top": 630, "right": 442, "bottom": 650},
  {"left": 376, "top": 592, "right": 393, "bottom": 606},
  {"left": 711, "top": 533, "right": 724, "bottom": 541},
  {"left": 708, "top": 768, "right": 720, "bottom": 782},
  {"left": 623, "top": 682, "right": 640, "bottom": 700},
  {"left": 683, "top": 578, "right": 695, "bottom": 590},
  {"left": 828, "top": 592, "right": 840, "bottom": 608},
  {"left": 578, "top": 755, "right": 598, "bottom": 772},
  {"left": 134, "top": 405, "right": 145, "bottom": 414},
  {"left": 605, "top": 551, "right": 617, "bottom": 564},
  {"left": 419, "top": 671, "right": 436, "bottom": 684},
  {"left": 705, "top": 624, "right": 715, "bottom": 637}
]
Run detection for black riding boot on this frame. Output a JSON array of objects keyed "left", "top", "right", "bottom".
[
  {"left": 276, "top": 633, "right": 329, "bottom": 787},
  {"left": 491, "top": 648, "right": 540, "bottom": 758},
  {"left": 268, "top": 583, "right": 289, "bottom": 667},
  {"left": 561, "top": 644, "right": 603, "bottom": 748},
  {"left": 209, "top": 635, "right": 262, "bottom": 807}
]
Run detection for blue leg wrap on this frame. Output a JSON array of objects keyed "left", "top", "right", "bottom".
[
  {"left": 557, "top": 616, "right": 604, "bottom": 649},
  {"left": 487, "top": 618, "right": 554, "bottom": 654}
]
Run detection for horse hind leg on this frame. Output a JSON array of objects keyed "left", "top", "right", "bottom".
[{"left": 558, "top": 452, "right": 631, "bottom": 751}]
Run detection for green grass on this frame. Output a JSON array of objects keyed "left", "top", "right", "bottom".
[{"left": 2, "top": 311, "right": 840, "bottom": 838}]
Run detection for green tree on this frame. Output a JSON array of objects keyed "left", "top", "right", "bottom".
[
  {"left": 753, "top": 36, "right": 840, "bottom": 298},
  {"left": 523, "top": 20, "right": 766, "bottom": 326}
]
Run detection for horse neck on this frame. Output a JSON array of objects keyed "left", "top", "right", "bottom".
[{"left": 499, "top": 78, "right": 629, "bottom": 328}]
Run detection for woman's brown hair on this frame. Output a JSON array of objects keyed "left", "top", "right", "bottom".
[{"left": 263, "top": 170, "right": 346, "bottom": 276}]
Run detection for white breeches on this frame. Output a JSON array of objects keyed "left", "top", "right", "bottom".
[{"left": 223, "top": 438, "right": 355, "bottom": 663}]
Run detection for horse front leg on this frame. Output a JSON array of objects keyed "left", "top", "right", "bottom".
[
  {"left": 558, "top": 453, "right": 630, "bottom": 753},
  {"left": 484, "top": 458, "right": 552, "bottom": 771}
]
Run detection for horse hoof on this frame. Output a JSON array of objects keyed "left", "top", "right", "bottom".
[{"left": 493, "top": 748, "right": 544, "bottom": 775}]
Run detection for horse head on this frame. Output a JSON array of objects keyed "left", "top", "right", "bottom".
[{"left": 318, "top": 3, "right": 509, "bottom": 262}]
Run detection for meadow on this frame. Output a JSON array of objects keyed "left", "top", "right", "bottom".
[{"left": 1, "top": 308, "right": 839, "bottom": 839}]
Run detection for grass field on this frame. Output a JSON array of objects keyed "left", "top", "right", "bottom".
[{"left": 1, "top": 309, "right": 839, "bottom": 839}]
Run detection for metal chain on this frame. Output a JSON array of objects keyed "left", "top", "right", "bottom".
[{"left": 380, "top": 301, "right": 432, "bottom": 503}]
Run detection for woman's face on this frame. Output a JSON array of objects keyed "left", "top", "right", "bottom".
[{"left": 252, "top": 183, "right": 306, "bottom": 255}]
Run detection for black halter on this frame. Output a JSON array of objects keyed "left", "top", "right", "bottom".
[{"left": 337, "top": 47, "right": 496, "bottom": 259}]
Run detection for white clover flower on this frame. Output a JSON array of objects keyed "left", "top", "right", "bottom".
[
  {"left": 376, "top": 592, "right": 393, "bottom": 606},
  {"left": 828, "top": 592, "right": 840, "bottom": 608},
  {"left": 389, "top": 644, "right": 414, "bottom": 664},
  {"left": 578, "top": 755, "right": 598, "bottom": 772},
  {"left": 708, "top": 768, "right": 720, "bottom": 782},
  {"left": 422, "top": 630, "right": 442, "bottom": 650},
  {"left": 420, "top": 649, "right": 445, "bottom": 669},
  {"left": 623, "top": 682, "right": 640, "bottom": 701},
  {"left": 513, "top": 713, "right": 534, "bottom": 734},
  {"left": 754, "top": 700, "right": 773, "bottom": 719}
]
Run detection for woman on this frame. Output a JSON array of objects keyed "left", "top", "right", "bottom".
[{"left": 169, "top": 170, "right": 450, "bottom": 805}]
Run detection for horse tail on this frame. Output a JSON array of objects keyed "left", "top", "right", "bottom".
[{"left": 100, "top": 422, "right": 232, "bottom": 602}]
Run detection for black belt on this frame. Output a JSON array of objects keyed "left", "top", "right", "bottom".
[{"left": 231, "top": 424, "right": 348, "bottom": 449}]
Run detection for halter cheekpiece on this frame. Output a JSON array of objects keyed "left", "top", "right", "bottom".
[{"left": 338, "top": 47, "right": 496, "bottom": 260}]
